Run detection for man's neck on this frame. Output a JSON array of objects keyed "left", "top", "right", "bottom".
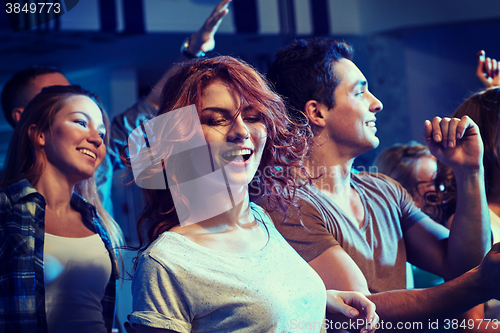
[
  {"left": 306, "top": 137, "right": 356, "bottom": 197},
  {"left": 305, "top": 138, "right": 367, "bottom": 227}
]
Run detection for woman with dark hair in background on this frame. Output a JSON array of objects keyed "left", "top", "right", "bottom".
[
  {"left": 126, "top": 56, "right": 378, "bottom": 333},
  {"left": 436, "top": 87, "right": 500, "bottom": 332},
  {"left": 0, "top": 85, "right": 124, "bottom": 333}
]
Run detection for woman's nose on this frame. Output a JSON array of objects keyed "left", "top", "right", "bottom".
[
  {"left": 227, "top": 116, "right": 250, "bottom": 142},
  {"left": 88, "top": 129, "right": 104, "bottom": 147}
]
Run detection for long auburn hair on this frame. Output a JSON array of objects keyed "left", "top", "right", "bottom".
[
  {"left": 131, "top": 56, "right": 311, "bottom": 253},
  {"left": 436, "top": 87, "right": 500, "bottom": 223},
  {"left": 1, "top": 85, "right": 124, "bottom": 253}
]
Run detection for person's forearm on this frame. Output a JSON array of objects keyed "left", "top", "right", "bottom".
[
  {"left": 447, "top": 166, "right": 491, "bottom": 278},
  {"left": 365, "top": 268, "right": 489, "bottom": 333},
  {"left": 148, "top": 0, "right": 231, "bottom": 107}
]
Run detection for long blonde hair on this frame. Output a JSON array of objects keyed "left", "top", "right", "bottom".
[{"left": 1, "top": 85, "right": 124, "bottom": 254}]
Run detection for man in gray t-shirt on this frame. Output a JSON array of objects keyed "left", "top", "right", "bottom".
[
  {"left": 267, "top": 172, "right": 426, "bottom": 294},
  {"left": 265, "top": 38, "right": 500, "bottom": 330}
]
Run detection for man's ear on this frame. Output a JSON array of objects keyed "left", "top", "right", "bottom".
[
  {"left": 304, "top": 100, "right": 327, "bottom": 128},
  {"left": 28, "top": 124, "right": 45, "bottom": 146},
  {"left": 11, "top": 108, "right": 23, "bottom": 124}
]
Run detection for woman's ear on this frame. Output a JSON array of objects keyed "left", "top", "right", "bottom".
[
  {"left": 28, "top": 124, "right": 45, "bottom": 146},
  {"left": 304, "top": 100, "right": 327, "bottom": 128}
]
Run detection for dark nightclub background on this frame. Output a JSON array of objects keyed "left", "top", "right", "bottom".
[{"left": 1, "top": 0, "right": 500, "bottom": 328}]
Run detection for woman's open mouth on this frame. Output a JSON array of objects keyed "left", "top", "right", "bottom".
[
  {"left": 78, "top": 148, "right": 97, "bottom": 160},
  {"left": 220, "top": 148, "right": 253, "bottom": 164}
]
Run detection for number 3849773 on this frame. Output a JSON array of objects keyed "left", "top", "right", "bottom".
[
  {"left": 6, "top": 2, "right": 61, "bottom": 14},
  {"left": 443, "top": 319, "right": 499, "bottom": 330}
]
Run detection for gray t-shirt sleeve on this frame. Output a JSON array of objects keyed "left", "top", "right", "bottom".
[
  {"left": 130, "top": 254, "right": 192, "bottom": 333},
  {"left": 376, "top": 173, "right": 427, "bottom": 232},
  {"left": 266, "top": 198, "right": 339, "bottom": 262}
]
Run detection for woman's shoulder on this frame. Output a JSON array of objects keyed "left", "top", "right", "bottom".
[
  {"left": 0, "top": 180, "right": 42, "bottom": 218},
  {"left": 139, "top": 231, "right": 195, "bottom": 264},
  {"left": 250, "top": 202, "right": 275, "bottom": 227},
  {"left": 0, "top": 179, "right": 38, "bottom": 201}
]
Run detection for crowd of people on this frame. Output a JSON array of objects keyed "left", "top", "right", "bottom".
[{"left": 1, "top": 1, "right": 500, "bottom": 332}]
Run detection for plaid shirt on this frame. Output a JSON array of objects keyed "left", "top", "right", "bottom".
[{"left": 0, "top": 179, "right": 117, "bottom": 333}]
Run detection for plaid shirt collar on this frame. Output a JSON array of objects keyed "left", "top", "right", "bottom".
[
  {"left": 7, "top": 179, "right": 112, "bottom": 246},
  {"left": 6, "top": 179, "right": 41, "bottom": 202}
]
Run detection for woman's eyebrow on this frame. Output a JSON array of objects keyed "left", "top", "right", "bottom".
[
  {"left": 201, "top": 107, "right": 231, "bottom": 114},
  {"left": 70, "top": 111, "right": 106, "bottom": 131},
  {"left": 242, "top": 105, "right": 254, "bottom": 112},
  {"left": 201, "top": 106, "right": 255, "bottom": 114}
]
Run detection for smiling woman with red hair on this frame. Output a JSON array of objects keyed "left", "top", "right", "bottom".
[{"left": 126, "top": 56, "right": 378, "bottom": 333}]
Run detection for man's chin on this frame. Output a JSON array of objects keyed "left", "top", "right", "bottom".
[{"left": 357, "top": 139, "right": 379, "bottom": 156}]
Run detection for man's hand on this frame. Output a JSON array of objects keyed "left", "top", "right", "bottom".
[
  {"left": 188, "top": 0, "right": 231, "bottom": 56},
  {"left": 476, "top": 50, "right": 500, "bottom": 88},
  {"left": 146, "top": 0, "right": 231, "bottom": 106},
  {"left": 423, "top": 116, "right": 483, "bottom": 172},
  {"left": 478, "top": 242, "right": 500, "bottom": 300},
  {"left": 327, "top": 290, "right": 379, "bottom": 333}
]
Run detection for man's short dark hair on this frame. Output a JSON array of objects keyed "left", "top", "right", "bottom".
[
  {"left": 1, "top": 65, "right": 63, "bottom": 127},
  {"left": 267, "top": 38, "right": 353, "bottom": 123}
]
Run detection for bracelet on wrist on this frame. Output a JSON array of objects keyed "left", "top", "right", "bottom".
[{"left": 180, "top": 37, "right": 205, "bottom": 59}]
